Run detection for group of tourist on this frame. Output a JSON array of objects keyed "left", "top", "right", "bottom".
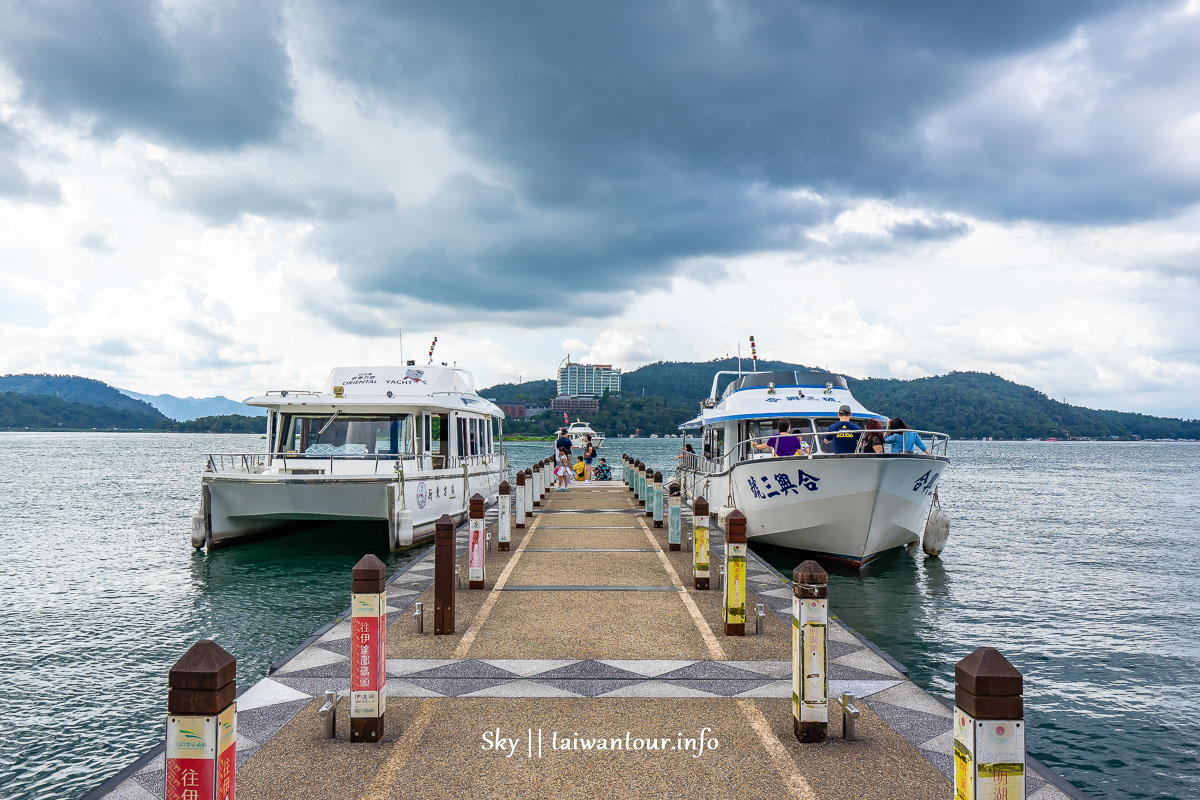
[
  {"left": 551, "top": 429, "right": 610, "bottom": 488},
  {"left": 752, "top": 405, "right": 929, "bottom": 457}
]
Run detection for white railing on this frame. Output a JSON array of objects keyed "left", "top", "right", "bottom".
[
  {"left": 676, "top": 429, "right": 950, "bottom": 476},
  {"left": 204, "top": 452, "right": 500, "bottom": 475}
]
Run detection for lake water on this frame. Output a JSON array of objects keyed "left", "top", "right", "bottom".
[{"left": 0, "top": 434, "right": 1195, "bottom": 799}]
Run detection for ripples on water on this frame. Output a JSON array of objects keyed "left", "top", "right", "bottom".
[{"left": 0, "top": 435, "right": 1195, "bottom": 799}]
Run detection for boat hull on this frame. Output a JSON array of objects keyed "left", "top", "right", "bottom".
[
  {"left": 201, "top": 466, "right": 501, "bottom": 548},
  {"left": 680, "top": 454, "right": 947, "bottom": 565}
]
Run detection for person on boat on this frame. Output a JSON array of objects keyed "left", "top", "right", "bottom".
[
  {"left": 593, "top": 458, "right": 612, "bottom": 481},
  {"left": 555, "top": 429, "right": 572, "bottom": 459},
  {"left": 824, "top": 405, "right": 862, "bottom": 454},
  {"left": 573, "top": 455, "right": 588, "bottom": 481},
  {"left": 750, "top": 419, "right": 810, "bottom": 457},
  {"left": 583, "top": 435, "right": 597, "bottom": 479},
  {"left": 860, "top": 418, "right": 885, "bottom": 454},
  {"left": 675, "top": 444, "right": 695, "bottom": 465},
  {"left": 885, "top": 418, "right": 928, "bottom": 454}
]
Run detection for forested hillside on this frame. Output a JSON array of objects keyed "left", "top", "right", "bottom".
[
  {"left": 0, "top": 391, "right": 167, "bottom": 430},
  {"left": 1, "top": 374, "right": 165, "bottom": 416},
  {"left": 485, "top": 360, "right": 1199, "bottom": 439}
]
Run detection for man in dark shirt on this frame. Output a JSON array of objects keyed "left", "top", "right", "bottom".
[
  {"left": 555, "top": 429, "right": 572, "bottom": 458},
  {"left": 824, "top": 405, "right": 862, "bottom": 454},
  {"left": 751, "top": 419, "right": 809, "bottom": 457}
]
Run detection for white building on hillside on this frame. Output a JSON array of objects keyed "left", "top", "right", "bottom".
[{"left": 557, "top": 362, "right": 621, "bottom": 397}]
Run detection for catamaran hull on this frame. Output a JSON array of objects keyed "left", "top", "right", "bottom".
[
  {"left": 680, "top": 455, "right": 947, "bottom": 565},
  {"left": 200, "top": 468, "right": 501, "bottom": 548}
]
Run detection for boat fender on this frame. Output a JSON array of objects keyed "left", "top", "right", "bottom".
[
  {"left": 922, "top": 489, "right": 950, "bottom": 557},
  {"left": 391, "top": 507, "right": 414, "bottom": 550}
]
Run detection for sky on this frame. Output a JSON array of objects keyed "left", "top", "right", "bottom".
[{"left": 1, "top": 0, "right": 1198, "bottom": 417}]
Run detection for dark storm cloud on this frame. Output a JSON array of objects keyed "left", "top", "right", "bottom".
[
  {"left": 276, "top": 0, "right": 1195, "bottom": 325},
  {"left": 0, "top": 0, "right": 294, "bottom": 149},
  {"left": 166, "top": 171, "right": 396, "bottom": 225}
]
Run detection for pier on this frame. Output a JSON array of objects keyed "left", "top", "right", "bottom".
[{"left": 96, "top": 468, "right": 1082, "bottom": 800}]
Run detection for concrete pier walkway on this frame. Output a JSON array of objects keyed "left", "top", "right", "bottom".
[{"left": 99, "top": 482, "right": 1080, "bottom": 800}]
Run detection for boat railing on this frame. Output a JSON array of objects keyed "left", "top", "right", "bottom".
[
  {"left": 676, "top": 429, "right": 950, "bottom": 475},
  {"left": 204, "top": 452, "right": 500, "bottom": 475}
]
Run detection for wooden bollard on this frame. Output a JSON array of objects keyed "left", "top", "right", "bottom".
[
  {"left": 693, "top": 496, "right": 710, "bottom": 590},
  {"left": 468, "top": 494, "right": 486, "bottom": 589},
  {"left": 793, "top": 560, "right": 828, "bottom": 743},
  {"left": 166, "top": 640, "right": 236, "bottom": 800},
  {"left": 651, "top": 471, "right": 664, "bottom": 525},
  {"left": 434, "top": 514, "right": 455, "bottom": 634},
  {"left": 524, "top": 468, "right": 534, "bottom": 515},
  {"left": 350, "top": 554, "right": 387, "bottom": 742},
  {"left": 724, "top": 510, "right": 747, "bottom": 636},
  {"left": 954, "top": 648, "right": 1025, "bottom": 799},
  {"left": 533, "top": 461, "right": 544, "bottom": 506},
  {"left": 497, "top": 481, "right": 511, "bottom": 551},
  {"left": 667, "top": 482, "right": 682, "bottom": 550},
  {"left": 514, "top": 472, "right": 526, "bottom": 529}
]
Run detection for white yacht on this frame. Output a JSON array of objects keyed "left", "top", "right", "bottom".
[
  {"left": 193, "top": 364, "right": 505, "bottom": 550},
  {"left": 677, "top": 368, "right": 949, "bottom": 565},
  {"left": 566, "top": 420, "right": 605, "bottom": 449}
]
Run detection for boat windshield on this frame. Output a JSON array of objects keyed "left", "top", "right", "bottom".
[{"left": 280, "top": 414, "right": 416, "bottom": 456}]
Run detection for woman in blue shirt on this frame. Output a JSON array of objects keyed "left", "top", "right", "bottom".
[{"left": 885, "top": 418, "right": 928, "bottom": 454}]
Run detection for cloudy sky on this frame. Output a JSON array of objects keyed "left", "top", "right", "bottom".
[{"left": 1, "top": 1, "right": 1199, "bottom": 417}]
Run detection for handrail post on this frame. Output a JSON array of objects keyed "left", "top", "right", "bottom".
[
  {"left": 350, "top": 555, "right": 387, "bottom": 742},
  {"left": 724, "top": 510, "right": 747, "bottom": 636},
  {"left": 693, "top": 496, "right": 710, "bottom": 590}
]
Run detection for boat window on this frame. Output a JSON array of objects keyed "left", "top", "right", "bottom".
[
  {"left": 469, "top": 417, "right": 479, "bottom": 456},
  {"left": 457, "top": 417, "right": 466, "bottom": 457},
  {"left": 433, "top": 414, "right": 447, "bottom": 455},
  {"left": 279, "top": 414, "right": 415, "bottom": 456},
  {"left": 814, "top": 418, "right": 841, "bottom": 453}
]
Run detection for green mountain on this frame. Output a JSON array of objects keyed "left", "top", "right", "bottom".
[
  {"left": 0, "top": 391, "right": 168, "bottom": 430},
  {"left": 0, "top": 374, "right": 266, "bottom": 433},
  {"left": 1, "top": 373, "right": 166, "bottom": 417},
  {"left": 483, "top": 359, "right": 1200, "bottom": 440}
]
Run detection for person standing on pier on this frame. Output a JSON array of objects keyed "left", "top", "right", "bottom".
[
  {"left": 555, "top": 428, "right": 572, "bottom": 460},
  {"left": 583, "top": 435, "right": 597, "bottom": 479}
]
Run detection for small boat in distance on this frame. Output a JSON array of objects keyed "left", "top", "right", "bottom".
[
  {"left": 676, "top": 367, "right": 950, "bottom": 565},
  {"left": 194, "top": 364, "right": 506, "bottom": 550},
  {"left": 566, "top": 420, "right": 605, "bottom": 449}
]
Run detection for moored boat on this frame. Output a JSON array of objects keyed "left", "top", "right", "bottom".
[
  {"left": 193, "top": 364, "right": 505, "bottom": 550},
  {"left": 566, "top": 420, "right": 605, "bottom": 449},
  {"left": 676, "top": 368, "right": 949, "bottom": 565}
]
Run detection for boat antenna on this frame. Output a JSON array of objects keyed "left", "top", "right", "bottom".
[
  {"left": 750, "top": 335, "right": 757, "bottom": 371},
  {"left": 399, "top": 328, "right": 404, "bottom": 366},
  {"left": 737, "top": 340, "right": 742, "bottom": 375},
  {"left": 427, "top": 336, "right": 438, "bottom": 365}
]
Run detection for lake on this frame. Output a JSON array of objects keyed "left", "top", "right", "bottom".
[{"left": 0, "top": 434, "right": 1195, "bottom": 799}]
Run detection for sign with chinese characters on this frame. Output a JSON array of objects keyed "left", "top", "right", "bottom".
[
  {"left": 747, "top": 469, "right": 820, "bottom": 500},
  {"left": 214, "top": 704, "right": 236, "bottom": 800},
  {"left": 693, "top": 516, "right": 709, "bottom": 577},
  {"left": 668, "top": 499, "right": 681, "bottom": 547},
  {"left": 468, "top": 518, "right": 485, "bottom": 585},
  {"left": 166, "top": 714, "right": 216, "bottom": 800},
  {"left": 724, "top": 542, "right": 746, "bottom": 626},
  {"left": 954, "top": 708, "right": 975, "bottom": 800},
  {"left": 497, "top": 493, "right": 511, "bottom": 545},
  {"left": 799, "top": 597, "right": 827, "bottom": 723},
  {"left": 351, "top": 591, "right": 386, "bottom": 718}
]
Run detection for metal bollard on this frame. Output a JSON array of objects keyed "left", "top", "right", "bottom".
[
  {"left": 793, "top": 559, "right": 828, "bottom": 743},
  {"left": 350, "top": 554, "right": 387, "bottom": 742},
  {"left": 693, "top": 496, "right": 710, "bottom": 590},
  {"left": 514, "top": 472, "right": 526, "bottom": 530},
  {"left": 687, "top": 532, "right": 693, "bottom": 552},
  {"left": 954, "top": 647, "right": 1025, "bottom": 799},
  {"left": 724, "top": 510, "right": 747, "bottom": 636},
  {"left": 497, "top": 480, "right": 512, "bottom": 550},
  {"left": 755, "top": 603, "right": 766, "bottom": 635},
  {"left": 468, "top": 494, "right": 485, "bottom": 589},
  {"left": 840, "top": 693, "right": 860, "bottom": 740},
  {"left": 667, "top": 482, "right": 681, "bottom": 550},
  {"left": 413, "top": 601, "right": 424, "bottom": 634},
  {"left": 166, "top": 640, "right": 237, "bottom": 800},
  {"left": 435, "top": 515, "right": 456, "bottom": 634},
  {"left": 319, "top": 690, "right": 337, "bottom": 740}
]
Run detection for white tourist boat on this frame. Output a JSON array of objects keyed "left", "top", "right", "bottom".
[
  {"left": 193, "top": 364, "right": 505, "bottom": 550},
  {"left": 677, "top": 368, "right": 949, "bottom": 565},
  {"left": 566, "top": 420, "right": 605, "bottom": 449}
]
